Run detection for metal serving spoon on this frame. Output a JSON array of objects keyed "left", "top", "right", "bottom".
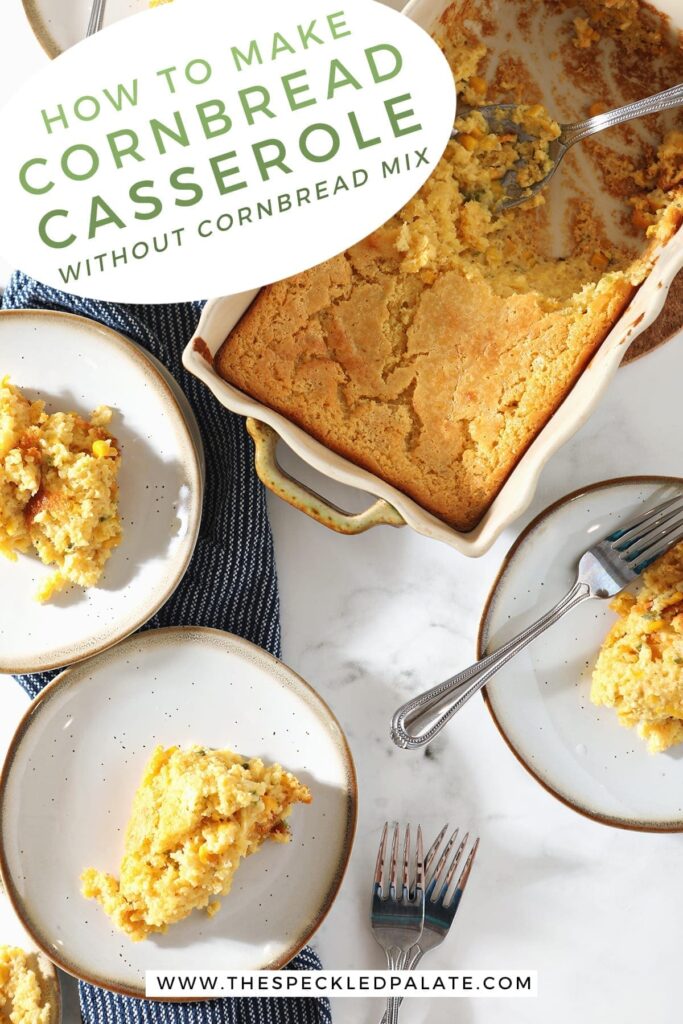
[{"left": 452, "top": 81, "right": 683, "bottom": 209}]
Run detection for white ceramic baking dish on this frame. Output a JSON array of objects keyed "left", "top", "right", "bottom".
[{"left": 183, "top": 0, "right": 683, "bottom": 556}]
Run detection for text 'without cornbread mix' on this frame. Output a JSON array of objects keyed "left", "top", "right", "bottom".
[
  {"left": 217, "top": 0, "right": 683, "bottom": 531},
  {"left": 81, "top": 745, "right": 311, "bottom": 942}
]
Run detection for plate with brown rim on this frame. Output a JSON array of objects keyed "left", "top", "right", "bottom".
[
  {"left": 0, "top": 627, "right": 357, "bottom": 997},
  {"left": 479, "top": 476, "right": 683, "bottom": 833},
  {"left": 0, "top": 309, "right": 203, "bottom": 674}
]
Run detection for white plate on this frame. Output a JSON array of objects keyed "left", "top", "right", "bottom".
[
  {"left": 21, "top": 0, "right": 410, "bottom": 57},
  {"left": 480, "top": 476, "right": 683, "bottom": 832},
  {"left": 0, "top": 627, "right": 357, "bottom": 997},
  {"left": 22, "top": 0, "right": 148, "bottom": 56},
  {"left": 0, "top": 309, "right": 203, "bottom": 673},
  {"left": 144, "top": 347, "right": 205, "bottom": 483}
]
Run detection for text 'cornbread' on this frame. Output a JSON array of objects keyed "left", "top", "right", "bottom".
[
  {"left": 592, "top": 543, "right": 683, "bottom": 753},
  {"left": 0, "top": 946, "right": 58, "bottom": 1024},
  {"left": 216, "top": 0, "right": 683, "bottom": 531},
  {"left": 81, "top": 745, "right": 312, "bottom": 941},
  {"left": 0, "top": 378, "right": 121, "bottom": 601}
]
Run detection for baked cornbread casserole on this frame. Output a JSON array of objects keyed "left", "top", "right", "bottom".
[
  {"left": 592, "top": 543, "right": 683, "bottom": 754},
  {"left": 0, "top": 378, "right": 121, "bottom": 601},
  {"left": 216, "top": 0, "right": 683, "bottom": 531},
  {"left": 81, "top": 745, "right": 312, "bottom": 941},
  {"left": 0, "top": 946, "right": 57, "bottom": 1024}
]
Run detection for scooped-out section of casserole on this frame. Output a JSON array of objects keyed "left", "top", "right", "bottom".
[{"left": 216, "top": 0, "right": 683, "bottom": 531}]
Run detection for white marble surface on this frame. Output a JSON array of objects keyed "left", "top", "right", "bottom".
[
  {"left": 1, "top": 1, "right": 683, "bottom": 1021},
  {"left": 274, "top": 334, "right": 683, "bottom": 1024}
]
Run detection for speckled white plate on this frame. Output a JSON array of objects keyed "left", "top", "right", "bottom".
[
  {"left": 0, "top": 886, "right": 62, "bottom": 1023},
  {"left": 0, "top": 309, "right": 203, "bottom": 673},
  {"left": 0, "top": 627, "right": 357, "bottom": 997},
  {"left": 480, "top": 476, "right": 683, "bottom": 832},
  {"left": 22, "top": 0, "right": 407, "bottom": 57}
]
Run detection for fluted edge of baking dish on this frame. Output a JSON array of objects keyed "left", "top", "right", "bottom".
[{"left": 182, "top": 0, "right": 683, "bottom": 556}]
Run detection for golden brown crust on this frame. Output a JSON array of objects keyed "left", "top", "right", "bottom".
[
  {"left": 217, "top": 255, "right": 634, "bottom": 530},
  {"left": 215, "top": 0, "right": 682, "bottom": 531}
]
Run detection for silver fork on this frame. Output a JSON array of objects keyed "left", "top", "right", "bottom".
[
  {"left": 371, "top": 823, "right": 425, "bottom": 1024},
  {"left": 380, "top": 826, "right": 480, "bottom": 1023},
  {"left": 86, "top": 0, "right": 107, "bottom": 37},
  {"left": 392, "top": 492, "right": 683, "bottom": 750},
  {"left": 453, "top": 82, "right": 683, "bottom": 209},
  {"left": 412, "top": 827, "right": 479, "bottom": 966}
]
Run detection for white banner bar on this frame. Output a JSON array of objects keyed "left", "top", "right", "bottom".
[{"left": 145, "top": 969, "right": 537, "bottom": 999}]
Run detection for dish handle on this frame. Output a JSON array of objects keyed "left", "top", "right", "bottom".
[{"left": 246, "top": 419, "right": 405, "bottom": 535}]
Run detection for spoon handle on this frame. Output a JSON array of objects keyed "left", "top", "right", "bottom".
[{"left": 561, "top": 81, "right": 683, "bottom": 148}]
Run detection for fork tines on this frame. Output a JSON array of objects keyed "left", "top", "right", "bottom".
[
  {"left": 427, "top": 826, "right": 480, "bottom": 908},
  {"left": 425, "top": 823, "right": 449, "bottom": 875},
  {"left": 608, "top": 495, "right": 683, "bottom": 542},
  {"left": 373, "top": 821, "right": 480, "bottom": 911},
  {"left": 374, "top": 822, "right": 425, "bottom": 901},
  {"left": 607, "top": 493, "right": 683, "bottom": 572},
  {"left": 451, "top": 837, "right": 480, "bottom": 911}
]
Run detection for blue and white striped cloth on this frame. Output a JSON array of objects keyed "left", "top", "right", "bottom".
[{"left": 2, "top": 271, "right": 332, "bottom": 1024}]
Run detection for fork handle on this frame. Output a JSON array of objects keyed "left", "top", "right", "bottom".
[
  {"left": 391, "top": 580, "right": 590, "bottom": 750},
  {"left": 383, "top": 950, "right": 406, "bottom": 1024},
  {"left": 379, "top": 948, "right": 424, "bottom": 1024},
  {"left": 561, "top": 81, "right": 683, "bottom": 148},
  {"left": 86, "top": 0, "right": 107, "bottom": 37}
]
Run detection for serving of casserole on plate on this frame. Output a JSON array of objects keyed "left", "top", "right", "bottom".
[
  {"left": 0, "top": 628, "right": 356, "bottom": 998},
  {"left": 184, "top": 0, "right": 683, "bottom": 555},
  {"left": 479, "top": 476, "right": 683, "bottom": 832},
  {"left": 0, "top": 883, "right": 61, "bottom": 1024},
  {"left": 0, "top": 310, "right": 203, "bottom": 674}
]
